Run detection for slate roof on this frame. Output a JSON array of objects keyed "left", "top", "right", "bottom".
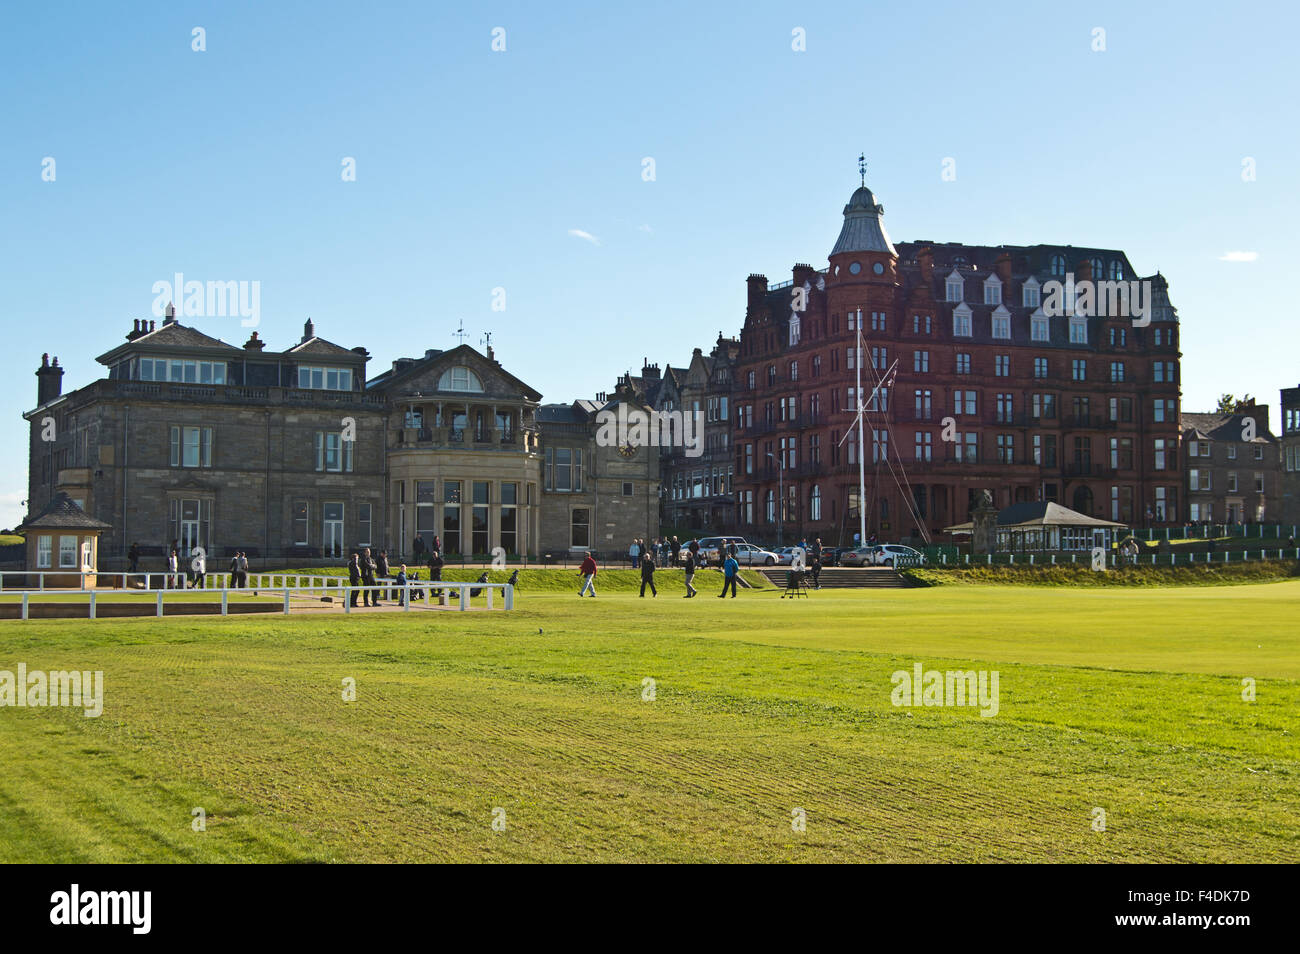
[
  {"left": 20, "top": 492, "right": 112, "bottom": 531},
  {"left": 1181, "top": 411, "right": 1275, "bottom": 443}
]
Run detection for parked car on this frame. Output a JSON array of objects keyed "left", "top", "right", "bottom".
[
  {"left": 730, "top": 542, "right": 781, "bottom": 566},
  {"left": 774, "top": 547, "right": 797, "bottom": 566},
  {"left": 838, "top": 547, "right": 877, "bottom": 567},
  {"left": 696, "top": 536, "right": 748, "bottom": 563},
  {"left": 867, "top": 544, "right": 927, "bottom": 567}
]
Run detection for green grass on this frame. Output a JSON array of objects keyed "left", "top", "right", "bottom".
[
  {"left": 0, "top": 581, "right": 1296, "bottom": 862},
  {"left": 904, "top": 560, "right": 1300, "bottom": 588}
]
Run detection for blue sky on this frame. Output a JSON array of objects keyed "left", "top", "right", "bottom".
[{"left": 2, "top": 0, "right": 1296, "bottom": 528}]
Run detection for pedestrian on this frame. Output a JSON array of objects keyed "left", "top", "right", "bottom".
[
  {"left": 167, "top": 541, "right": 179, "bottom": 589},
  {"left": 629, "top": 538, "right": 640, "bottom": 569},
  {"left": 727, "top": 541, "right": 738, "bottom": 561},
  {"left": 238, "top": 551, "right": 250, "bottom": 588},
  {"left": 128, "top": 541, "right": 140, "bottom": 574},
  {"left": 811, "top": 537, "right": 823, "bottom": 589},
  {"left": 578, "top": 552, "right": 598, "bottom": 597},
  {"left": 670, "top": 536, "right": 680, "bottom": 566},
  {"left": 361, "top": 547, "right": 378, "bottom": 606},
  {"left": 347, "top": 551, "right": 361, "bottom": 607},
  {"left": 718, "top": 551, "right": 739, "bottom": 599},
  {"left": 229, "top": 552, "right": 240, "bottom": 588},
  {"left": 639, "top": 551, "right": 657, "bottom": 598},
  {"left": 412, "top": 535, "right": 426, "bottom": 565},
  {"left": 432, "top": 535, "right": 442, "bottom": 558},
  {"left": 192, "top": 549, "right": 206, "bottom": 589},
  {"left": 683, "top": 548, "right": 698, "bottom": 598},
  {"left": 429, "top": 549, "right": 443, "bottom": 582},
  {"left": 376, "top": 549, "right": 391, "bottom": 601},
  {"left": 394, "top": 563, "right": 409, "bottom": 604}
]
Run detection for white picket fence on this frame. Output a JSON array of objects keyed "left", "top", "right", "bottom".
[{"left": 936, "top": 549, "right": 1300, "bottom": 567}]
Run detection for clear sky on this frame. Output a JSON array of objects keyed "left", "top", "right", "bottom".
[{"left": 2, "top": 0, "right": 1296, "bottom": 528}]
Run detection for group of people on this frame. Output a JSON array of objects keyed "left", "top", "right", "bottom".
[
  {"left": 346, "top": 548, "right": 391, "bottom": 606},
  {"left": 580, "top": 540, "right": 742, "bottom": 599},
  {"left": 629, "top": 536, "right": 683, "bottom": 568}
]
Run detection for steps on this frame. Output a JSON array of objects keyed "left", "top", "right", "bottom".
[{"left": 759, "top": 567, "right": 914, "bottom": 589}]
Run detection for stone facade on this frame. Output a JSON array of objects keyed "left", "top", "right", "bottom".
[
  {"left": 1181, "top": 403, "right": 1282, "bottom": 524},
  {"left": 1282, "top": 386, "right": 1300, "bottom": 526}
]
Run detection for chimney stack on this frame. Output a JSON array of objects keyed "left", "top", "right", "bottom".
[
  {"left": 917, "top": 247, "right": 934, "bottom": 283},
  {"left": 746, "top": 274, "right": 769, "bottom": 316},
  {"left": 995, "top": 253, "right": 1013, "bottom": 285},
  {"left": 792, "top": 263, "right": 816, "bottom": 288},
  {"left": 36, "top": 353, "right": 64, "bottom": 406},
  {"left": 163, "top": 302, "right": 177, "bottom": 325},
  {"left": 243, "top": 331, "right": 266, "bottom": 351},
  {"left": 302, "top": 318, "right": 315, "bottom": 343}
]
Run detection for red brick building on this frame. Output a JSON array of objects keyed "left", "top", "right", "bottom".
[{"left": 732, "top": 179, "right": 1183, "bottom": 546}]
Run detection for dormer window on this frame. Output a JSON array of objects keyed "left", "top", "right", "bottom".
[
  {"left": 438, "top": 366, "right": 484, "bottom": 392},
  {"left": 1089, "top": 257, "right": 1104, "bottom": 280},
  {"left": 945, "top": 270, "right": 964, "bottom": 303},
  {"left": 1049, "top": 254, "right": 1066, "bottom": 277},
  {"left": 1108, "top": 260, "right": 1124, "bottom": 280},
  {"left": 298, "top": 365, "right": 352, "bottom": 391},
  {"left": 140, "top": 357, "right": 227, "bottom": 385},
  {"left": 1030, "top": 308, "right": 1049, "bottom": 342},
  {"left": 983, "top": 275, "right": 1002, "bottom": 305},
  {"left": 1022, "top": 277, "right": 1040, "bottom": 308},
  {"left": 952, "top": 303, "right": 972, "bottom": 337},
  {"left": 991, "top": 305, "right": 1011, "bottom": 339}
]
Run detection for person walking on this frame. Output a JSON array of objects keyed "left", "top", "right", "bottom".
[
  {"left": 361, "top": 547, "right": 378, "bottom": 606},
  {"left": 128, "top": 542, "right": 140, "bottom": 574},
  {"left": 393, "top": 563, "right": 409, "bottom": 605},
  {"left": 412, "top": 535, "right": 426, "bottom": 565},
  {"left": 683, "top": 548, "right": 698, "bottom": 598},
  {"left": 639, "top": 551, "right": 657, "bottom": 598},
  {"left": 192, "top": 549, "right": 206, "bottom": 589},
  {"left": 578, "top": 552, "right": 598, "bottom": 597},
  {"left": 347, "top": 552, "right": 362, "bottom": 607},
  {"left": 229, "top": 552, "right": 241, "bottom": 588},
  {"left": 670, "top": 536, "right": 681, "bottom": 567},
  {"left": 629, "top": 538, "right": 641, "bottom": 569},
  {"left": 429, "top": 548, "right": 444, "bottom": 582},
  {"left": 718, "top": 551, "right": 739, "bottom": 598},
  {"left": 811, "top": 538, "right": 824, "bottom": 589},
  {"left": 238, "top": 551, "right": 249, "bottom": 589},
  {"left": 167, "top": 542, "right": 179, "bottom": 590}
]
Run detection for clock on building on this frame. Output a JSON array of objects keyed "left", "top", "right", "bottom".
[{"left": 618, "top": 443, "right": 637, "bottom": 458}]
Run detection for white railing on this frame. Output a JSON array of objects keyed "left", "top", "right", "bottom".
[{"left": 4, "top": 582, "right": 513, "bottom": 620}]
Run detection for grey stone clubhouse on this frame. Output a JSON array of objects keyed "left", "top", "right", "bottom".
[{"left": 23, "top": 313, "right": 659, "bottom": 568}]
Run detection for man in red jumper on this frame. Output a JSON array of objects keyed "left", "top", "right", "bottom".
[{"left": 578, "top": 553, "right": 598, "bottom": 597}]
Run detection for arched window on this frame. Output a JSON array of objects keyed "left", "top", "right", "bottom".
[
  {"left": 438, "top": 366, "right": 483, "bottom": 392},
  {"left": 1108, "top": 260, "right": 1124, "bottom": 280},
  {"left": 810, "top": 485, "right": 822, "bottom": 521},
  {"left": 1089, "top": 257, "right": 1104, "bottom": 280},
  {"left": 1049, "top": 254, "right": 1066, "bottom": 277}
]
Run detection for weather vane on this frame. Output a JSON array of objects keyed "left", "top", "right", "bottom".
[
  {"left": 452, "top": 320, "right": 468, "bottom": 345},
  {"left": 859, "top": 152, "right": 867, "bottom": 186},
  {"left": 481, "top": 331, "right": 493, "bottom": 350}
]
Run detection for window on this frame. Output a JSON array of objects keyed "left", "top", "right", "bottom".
[
  {"left": 994, "top": 355, "right": 1009, "bottom": 377},
  {"left": 1109, "top": 362, "right": 1126, "bottom": 383},
  {"left": 953, "top": 305, "right": 972, "bottom": 337},
  {"left": 744, "top": 443, "right": 753, "bottom": 475},
  {"left": 472, "top": 482, "right": 490, "bottom": 555},
  {"left": 140, "top": 357, "right": 226, "bottom": 384},
  {"left": 1072, "top": 359, "right": 1087, "bottom": 381},
  {"left": 170, "top": 426, "right": 213, "bottom": 468},
  {"left": 789, "top": 361, "right": 799, "bottom": 382},
  {"left": 1109, "top": 397, "right": 1132, "bottom": 422},
  {"left": 1153, "top": 361, "right": 1175, "bottom": 383},
  {"left": 765, "top": 490, "right": 776, "bottom": 523},
  {"left": 1069, "top": 317, "right": 1087, "bottom": 344},
  {"left": 996, "top": 434, "right": 1014, "bottom": 464},
  {"left": 437, "top": 366, "right": 483, "bottom": 392},
  {"left": 953, "top": 390, "right": 977, "bottom": 415},
  {"left": 59, "top": 534, "right": 78, "bottom": 569},
  {"left": 846, "top": 346, "right": 858, "bottom": 370},
  {"left": 956, "top": 353, "right": 971, "bottom": 374},
  {"left": 992, "top": 312, "right": 1010, "bottom": 339},
  {"left": 915, "top": 431, "right": 932, "bottom": 461},
  {"left": 1049, "top": 254, "right": 1066, "bottom": 277},
  {"left": 914, "top": 389, "right": 932, "bottom": 420},
  {"left": 871, "top": 311, "right": 887, "bottom": 332},
  {"left": 1227, "top": 472, "right": 1238, "bottom": 493},
  {"left": 1153, "top": 398, "right": 1176, "bottom": 423},
  {"left": 570, "top": 508, "right": 590, "bottom": 549},
  {"left": 1023, "top": 280, "right": 1041, "bottom": 308},
  {"left": 1108, "top": 260, "right": 1124, "bottom": 280},
  {"left": 170, "top": 498, "right": 211, "bottom": 555},
  {"left": 315, "top": 431, "right": 354, "bottom": 472},
  {"left": 298, "top": 365, "right": 353, "bottom": 391},
  {"left": 500, "top": 483, "right": 518, "bottom": 554},
  {"left": 323, "top": 502, "right": 344, "bottom": 558},
  {"left": 995, "top": 393, "right": 1013, "bottom": 423},
  {"left": 1254, "top": 444, "right": 1264, "bottom": 461},
  {"left": 546, "top": 447, "right": 582, "bottom": 491},
  {"left": 1109, "top": 327, "right": 1127, "bottom": 347},
  {"left": 293, "top": 499, "right": 309, "bottom": 545},
  {"left": 946, "top": 275, "right": 964, "bottom": 302},
  {"left": 871, "top": 346, "right": 887, "bottom": 370},
  {"left": 810, "top": 485, "right": 821, "bottom": 521},
  {"left": 1154, "top": 438, "right": 1169, "bottom": 471},
  {"left": 984, "top": 278, "right": 1002, "bottom": 305},
  {"left": 872, "top": 429, "right": 888, "bottom": 463},
  {"left": 913, "top": 350, "right": 929, "bottom": 373},
  {"left": 1033, "top": 434, "right": 1058, "bottom": 467},
  {"left": 912, "top": 315, "right": 931, "bottom": 334},
  {"left": 955, "top": 432, "right": 978, "bottom": 464},
  {"left": 1033, "top": 357, "right": 1048, "bottom": 378},
  {"left": 1031, "top": 314, "right": 1049, "bottom": 341},
  {"left": 811, "top": 355, "right": 821, "bottom": 377},
  {"left": 809, "top": 433, "right": 821, "bottom": 464},
  {"left": 358, "top": 503, "right": 372, "bottom": 547},
  {"left": 1110, "top": 437, "right": 1133, "bottom": 470},
  {"left": 443, "top": 481, "right": 462, "bottom": 554},
  {"left": 1255, "top": 472, "right": 1265, "bottom": 493},
  {"left": 1032, "top": 393, "right": 1056, "bottom": 420},
  {"left": 1227, "top": 443, "right": 1237, "bottom": 460},
  {"left": 36, "top": 535, "right": 52, "bottom": 568}
]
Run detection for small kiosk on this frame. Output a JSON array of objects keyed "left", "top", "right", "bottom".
[{"left": 19, "top": 492, "right": 111, "bottom": 588}]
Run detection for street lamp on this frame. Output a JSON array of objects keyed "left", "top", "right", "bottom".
[{"left": 766, "top": 451, "right": 785, "bottom": 547}]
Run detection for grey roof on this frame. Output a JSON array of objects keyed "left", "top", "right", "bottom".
[
  {"left": 830, "top": 185, "right": 897, "bottom": 257},
  {"left": 944, "top": 501, "right": 1126, "bottom": 533},
  {"left": 1181, "top": 411, "right": 1275, "bottom": 443},
  {"left": 20, "top": 492, "right": 112, "bottom": 531},
  {"left": 286, "top": 336, "right": 363, "bottom": 358}
]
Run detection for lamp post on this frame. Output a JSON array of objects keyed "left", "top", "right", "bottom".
[{"left": 766, "top": 451, "right": 785, "bottom": 547}]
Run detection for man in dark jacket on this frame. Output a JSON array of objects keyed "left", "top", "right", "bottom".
[
  {"left": 128, "top": 542, "right": 140, "bottom": 574},
  {"left": 639, "top": 552, "right": 657, "bottom": 598},
  {"left": 347, "top": 552, "right": 362, "bottom": 607},
  {"left": 682, "top": 549, "right": 697, "bottom": 598},
  {"left": 428, "top": 549, "right": 444, "bottom": 582},
  {"left": 412, "top": 535, "right": 426, "bottom": 565},
  {"left": 361, "top": 547, "right": 378, "bottom": 606},
  {"left": 376, "top": 549, "right": 391, "bottom": 600}
]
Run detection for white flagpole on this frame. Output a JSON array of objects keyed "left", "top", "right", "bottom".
[{"left": 857, "top": 323, "right": 867, "bottom": 546}]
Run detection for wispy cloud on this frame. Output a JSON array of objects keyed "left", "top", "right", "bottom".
[
  {"left": 1218, "top": 250, "right": 1258, "bottom": 262},
  {"left": 637, "top": 224, "right": 653, "bottom": 233},
  {"left": 568, "top": 229, "right": 600, "bottom": 246}
]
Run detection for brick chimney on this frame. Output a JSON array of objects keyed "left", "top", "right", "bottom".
[
  {"left": 917, "top": 247, "right": 934, "bottom": 283},
  {"left": 641, "top": 360, "right": 661, "bottom": 381},
  {"left": 746, "top": 274, "right": 769, "bottom": 316},
  {"left": 243, "top": 331, "right": 266, "bottom": 351},
  {"left": 792, "top": 262, "right": 816, "bottom": 288},
  {"left": 995, "top": 253, "right": 1013, "bottom": 284},
  {"left": 36, "top": 353, "right": 63, "bottom": 406},
  {"left": 126, "top": 319, "right": 149, "bottom": 342},
  {"left": 301, "top": 318, "right": 315, "bottom": 343},
  {"left": 1075, "top": 257, "right": 1093, "bottom": 282}
]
